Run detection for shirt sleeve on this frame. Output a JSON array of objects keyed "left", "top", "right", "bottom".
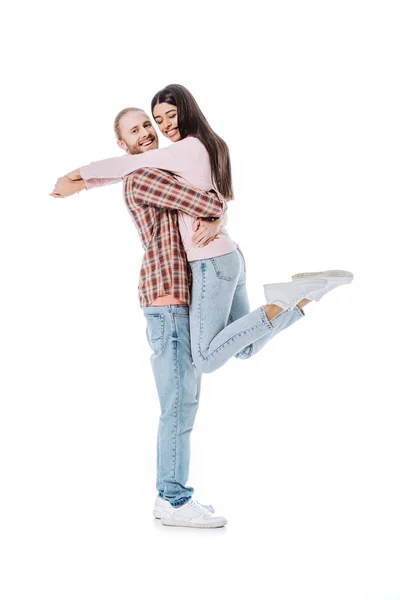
[
  {"left": 80, "top": 138, "right": 201, "bottom": 182},
  {"left": 124, "top": 168, "right": 226, "bottom": 219}
]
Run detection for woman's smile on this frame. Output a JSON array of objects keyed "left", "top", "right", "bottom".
[{"left": 165, "top": 127, "right": 179, "bottom": 138}]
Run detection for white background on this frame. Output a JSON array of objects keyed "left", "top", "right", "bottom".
[{"left": 1, "top": 1, "right": 399, "bottom": 599}]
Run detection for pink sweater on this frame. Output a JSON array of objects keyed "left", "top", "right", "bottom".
[{"left": 80, "top": 137, "right": 236, "bottom": 261}]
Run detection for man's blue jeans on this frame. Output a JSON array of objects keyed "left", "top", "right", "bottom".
[{"left": 143, "top": 305, "right": 200, "bottom": 507}]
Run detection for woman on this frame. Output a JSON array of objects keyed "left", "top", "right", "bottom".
[{"left": 52, "top": 84, "right": 353, "bottom": 374}]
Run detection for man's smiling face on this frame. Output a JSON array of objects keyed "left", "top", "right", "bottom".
[{"left": 117, "top": 110, "right": 159, "bottom": 154}]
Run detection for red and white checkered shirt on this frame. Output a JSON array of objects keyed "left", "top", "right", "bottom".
[{"left": 123, "top": 167, "right": 226, "bottom": 308}]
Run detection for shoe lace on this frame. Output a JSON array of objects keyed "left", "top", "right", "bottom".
[{"left": 187, "top": 499, "right": 212, "bottom": 517}]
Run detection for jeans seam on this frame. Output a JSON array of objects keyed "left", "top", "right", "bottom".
[
  {"left": 195, "top": 262, "right": 206, "bottom": 361},
  {"left": 171, "top": 318, "right": 179, "bottom": 484}
]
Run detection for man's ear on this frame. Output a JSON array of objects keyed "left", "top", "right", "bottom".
[{"left": 117, "top": 139, "right": 128, "bottom": 152}]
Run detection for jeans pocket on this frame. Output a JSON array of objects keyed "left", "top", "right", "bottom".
[
  {"left": 145, "top": 314, "right": 165, "bottom": 355},
  {"left": 210, "top": 251, "right": 240, "bottom": 281}
]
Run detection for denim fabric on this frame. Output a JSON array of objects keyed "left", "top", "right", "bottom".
[
  {"left": 143, "top": 304, "right": 200, "bottom": 506},
  {"left": 189, "top": 247, "right": 304, "bottom": 373}
]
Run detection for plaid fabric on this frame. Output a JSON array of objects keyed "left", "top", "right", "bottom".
[{"left": 123, "top": 167, "right": 226, "bottom": 308}]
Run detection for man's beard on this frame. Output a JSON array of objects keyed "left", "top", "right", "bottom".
[{"left": 126, "top": 135, "right": 156, "bottom": 155}]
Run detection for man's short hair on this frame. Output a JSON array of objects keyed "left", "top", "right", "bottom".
[{"left": 114, "top": 107, "right": 145, "bottom": 140}]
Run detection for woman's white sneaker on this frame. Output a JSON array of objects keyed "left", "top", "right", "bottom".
[
  {"left": 292, "top": 270, "right": 354, "bottom": 302},
  {"left": 153, "top": 496, "right": 215, "bottom": 519},
  {"left": 263, "top": 278, "right": 327, "bottom": 311},
  {"left": 160, "top": 499, "right": 227, "bottom": 528}
]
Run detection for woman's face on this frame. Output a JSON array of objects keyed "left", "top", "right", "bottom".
[{"left": 152, "top": 102, "right": 181, "bottom": 142}]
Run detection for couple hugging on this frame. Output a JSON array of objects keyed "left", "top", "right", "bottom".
[{"left": 51, "top": 83, "right": 353, "bottom": 528}]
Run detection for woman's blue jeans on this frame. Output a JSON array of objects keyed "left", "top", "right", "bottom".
[{"left": 189, "top": 246, "right": 304, "bottom": 373}]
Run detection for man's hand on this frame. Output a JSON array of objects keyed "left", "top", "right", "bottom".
[
  {"left": 50, "top": 176, "right": 86, "bottom": 198},
  {"left": 192, "top": 217, "right": 222, "bottom": 248}
]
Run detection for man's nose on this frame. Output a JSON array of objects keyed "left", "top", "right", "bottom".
[{"left": 140, "top": 126, "right": 151, "bottom": 137}]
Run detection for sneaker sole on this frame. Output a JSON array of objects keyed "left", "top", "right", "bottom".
[
  {"left": 161, "top": 518, "right": 227, "bottom": 528},
  {"left": 293, "top": 270, "right": 353, "bottom": 281},
  {"left": 307, "top": 279, "right": 353, "bottom": 302},
  {"left": 154, "top": 506, "right": 215, "bottom": 519}
]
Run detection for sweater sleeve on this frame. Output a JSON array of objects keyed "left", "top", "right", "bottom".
[
  {"left": 85, "top": 177, "right": 122, "bottom": 190},
  {"left": 80, "top": 137, "right": 202, "bottom": 183}
]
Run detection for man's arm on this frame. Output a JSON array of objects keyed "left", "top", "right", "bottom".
[{"left": 124, "top": 168, "right": 226, "bottom": 219}]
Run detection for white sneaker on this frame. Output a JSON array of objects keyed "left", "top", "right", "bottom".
[
  {"left": 160, "top": 499, "right": 227, "bottom": 528},
  {"left": 264, "top": 278, "right": 327, "bottom": 311},
  {"left": 292, "top": 270, "right": 354, "bottom": 301},
  {"left": 153, "top": 496, "right": 215, "bottom": 520}
]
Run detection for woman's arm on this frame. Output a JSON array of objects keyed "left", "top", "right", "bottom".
[
  {"left": 51, "top": 137, "right": 206, "bottom": 198},
  {"left": 78, "top": 137, "right": 200, "bottom": 182},
  {"left": 50, "top": 176, "right": 86, "bottom": 198}
]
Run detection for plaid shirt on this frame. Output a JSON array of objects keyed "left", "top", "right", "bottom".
[{"left": 123, "top": 167, "right": 226, "bottom": 308}]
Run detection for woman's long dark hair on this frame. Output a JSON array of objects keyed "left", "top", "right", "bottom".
[{"left": 151, "top": 84, "right": 234, "bottom": 200}]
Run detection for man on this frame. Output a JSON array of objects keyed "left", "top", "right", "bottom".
[{"left": 51, "top": 108, "right": 228, "bottom": 528}]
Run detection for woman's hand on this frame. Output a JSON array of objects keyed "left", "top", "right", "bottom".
[
  {"left": 192, "top": 218, "right": 222, "bottom": 248},
  {"left": 65, "top": 168, "right": 82, "bottom": 181},
  {"left": 50, "top": 176, "right": 86, "bottom": 198}
]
